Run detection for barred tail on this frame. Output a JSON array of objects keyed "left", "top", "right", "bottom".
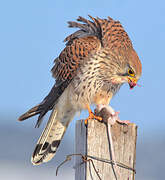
[{"left": 31, "top": 106, "right": 75, "bottom": 165}]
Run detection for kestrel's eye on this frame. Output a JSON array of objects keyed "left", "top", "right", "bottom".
[{"left": 128, "top": 68, "right": 135, "bottom": 77}]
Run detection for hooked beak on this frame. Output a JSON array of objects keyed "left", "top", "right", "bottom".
[{"left": 128, "top": 77, "right": 138, "bottom": 89}]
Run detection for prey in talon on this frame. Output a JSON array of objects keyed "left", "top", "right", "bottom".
[
  {"left": 18, "top": 15, "right": 142, "bottom": 165},
  {"left": 95, "top": 105, "right": 130, "bottom": 125}
]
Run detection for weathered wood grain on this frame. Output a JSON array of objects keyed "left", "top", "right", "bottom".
[{"left": 75, "top": 119, "right": 137, "bottom": 180}]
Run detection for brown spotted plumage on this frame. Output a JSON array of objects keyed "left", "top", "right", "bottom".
[{"left": 18, "top": 15, "right": 142, "bottom": 165}]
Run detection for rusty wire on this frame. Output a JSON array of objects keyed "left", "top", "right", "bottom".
[{"left": 56, "top": 153, "right": 136, "bottom": 179}]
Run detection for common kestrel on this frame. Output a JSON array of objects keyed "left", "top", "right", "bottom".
[{"left": 18, "top": 15, "right": 142, "bottom": 165}]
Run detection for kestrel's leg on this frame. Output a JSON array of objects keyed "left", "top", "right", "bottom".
[
  {"left": 84, "top": 104, "right": 102, "bottom": 125},
  {"left": 96, "top": 104, "right": 130, "bottom": 125}
]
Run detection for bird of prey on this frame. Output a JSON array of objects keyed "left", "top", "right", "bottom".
[{"left": 18, "top": 15, "right": 142, "bottom": 165}]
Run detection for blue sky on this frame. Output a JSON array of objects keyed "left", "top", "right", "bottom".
[{"left": 1, "top": 0, "right": 165, "bottom": 142}]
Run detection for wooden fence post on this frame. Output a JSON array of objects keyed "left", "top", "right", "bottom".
[{"left": 75, "top": 119, "right": 137, "bottom": 180}]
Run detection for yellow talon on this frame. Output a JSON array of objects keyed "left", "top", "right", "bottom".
[{"left": 84, "top": 104, "right": 102, "bottom": 126}]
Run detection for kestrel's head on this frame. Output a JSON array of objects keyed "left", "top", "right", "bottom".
[
  {"left": 96, "top": 17, "right": 142, "bottom": 89},
  {"left": 104, "top": 48, "right": 142, "bottom": 89}
]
